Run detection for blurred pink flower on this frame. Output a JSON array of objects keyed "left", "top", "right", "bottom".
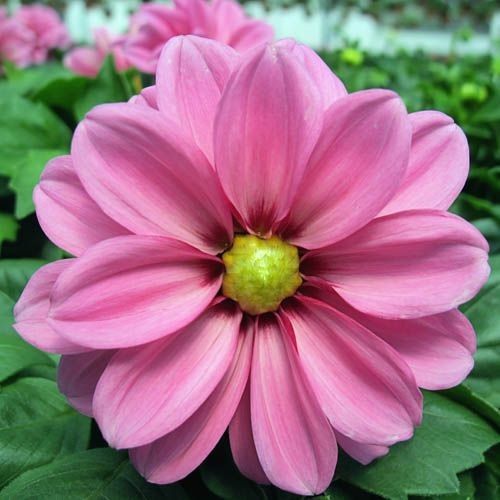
[
  {"left": 14, "top": 36, "right": 489, "bottom": 495},
  {"left": 125, "top": 0, "right": 273, "bottom": 73},
  {"left": 0, "top": 5, "right": 69, "bottom": 67},
  {"left": 0, "top": 7, "right": 32, "bottom": 66},
  {"left": 64, "top": 28, "right": 132, "bottom": 77}
]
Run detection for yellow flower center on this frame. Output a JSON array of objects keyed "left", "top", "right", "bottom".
[{"left": 222, "top": 234, "right": 302, "bottom": 315}]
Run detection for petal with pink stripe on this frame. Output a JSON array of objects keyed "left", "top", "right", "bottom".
[
  {"left": 282, "top": 296, "right": 422, "bottom": 445},
  {"left": 130, "top": 316, "right": 252, "bottom": 483},
  {"left": 93, "top": 301, "right": 242, "bottom": 449},
  {"left": 302, "top": 210, "right": 490, "bottom": 318},
  {"left": 35, "top": 155, "right": 128, "bottom": 256},
  {"left": 49, "top": 235, "right": 223, "bottom": 349},
  {"left": 380, "top": 111, "right": 469, "bottom": 215},
  {"left": 251, "top": 314, "right": 336, "bottom": 495},
  {"left": 13, "top": 259, "right": 88, "bottom": 355},
  {"left": 214, "top": 41, "right": 324, "bottom": 235},
  {"left": 72, "top": 103, "right": 233, "bottom": 254}
]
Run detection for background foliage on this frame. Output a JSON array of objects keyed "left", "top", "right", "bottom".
[{"left": 0, "top": 36, "right": 499, "bottom": 500}]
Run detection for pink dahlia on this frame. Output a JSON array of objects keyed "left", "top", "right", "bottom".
[
  {"left": 0, "top": 7, "right": 32, "bottom": 66},
  {"left": 124, "top": 0, "right": 273, "bottom": 73},
  {"left": 64, "top": 28, "right": 132, "bottom": 78},
  {"left": 14, "top": 36, "right": 489, "bottom": 495},
  {"left": 1, "top": 5, "right": 70, "bottom": 67}
]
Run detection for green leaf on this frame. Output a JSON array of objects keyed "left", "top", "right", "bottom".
[
  {"left": 74, "top": 57, "right": 131, "bottom": 121},
  {"left": 0, "top": 290, "right": 53, "bottom": 382},
  {"left": 0, "top": 259, "right": 47, "bottom": 301},
  {"left": 0, "top": 448, "right": 189, "bottom": 499},
  {"left": 463, "top": 280, "right": 500, "bottom": 407},
  {"left": 3, "top": 62, "right": 73, "bottom": 97},
  {"left": 473, "top": 465, "right": 499, "bottom": 500},
  {"left": 9, "top": 149, "right": 65, "bottom": 219},
  {"left": 337, "top": 391, "right": 500, "bottom": 499},
  {"left": 0, "top": 214, "right": 18, "bottom": 250},
  {"left": 0, "top": 95, "right": 70, "bottom": 183},
  {"left": 473, "top": 218, "right": 500, "bottom": 253},
  {"left": 320, "top": 480, "right": 374, "bottom": 500},
  {"left": 201, "top": 438, "right": 269, "bottom": 500},
  {"left": 0, "top": 262, "right": 54, "bottom": 382},
  {"left": 428, "top": 471, "right": 475, "bottom": 500},
  {"left": 33, "top": 74, "right": 89, "bottom": 113},
  {"left": 0, "top": 377, "right": 91, "bottom": 487},
  {"left": 442, "top": 384, "right": 500, "bottom": 429}
]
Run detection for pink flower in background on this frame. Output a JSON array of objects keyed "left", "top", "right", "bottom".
[
  {"left": 64, "top": 28, "right": 132, "bottom": 78},
  {"left": 14, "top": 36, "right": 489, "bottom": 495},
  {"left": 0, "top": 7, "right": 32, "bottom": 66},
  {"left": 125, "top": 0, "right": 273, "bottom": 73},
  {"left": 0, "top": 5, "right": 70, "bottom": 67}
]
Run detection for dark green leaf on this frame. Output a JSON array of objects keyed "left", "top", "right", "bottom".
[
  {"left": 0, "top": 259, "right": 47, "bottom": 301},
  {"left": 3, "top": 62, "right": 72, "bottom": 97},
  {"left": 428, "top": 471, "right": 475, "bottom": 500},
  {"left": 442, "top": 384, "right": 500, "bottom": 429},
  {"left": 0, "top": 95, "right": 70, "bottom": 177},
  {"left": 201, "top": 438, "right": 268, "bottom": 500},
  {"left": 337, "top": 392, "right": 499, "bottom": 499},
  {"left": 9, "top": 149, "right": 66, "bottom": 219},
  {"left": 0, "top": 215, "right": 18, "bottom": 250},
  {"left": 0, "top": 377, "right": 90, "bottom": 487},
  {"left": 0, "top": 448, "right": 188, "bottom": 499},
  {"left": 320, "top": 480, "right": 375, "bottom": 500},
  {"left": 464, "top": 281, "right": 500, "bottom": 407},
  {"left": 0, "top": 290, "right": 53, "bottom": 382},
  {"left": 74, "top": 57, "right": 131, "bottom": 121},
  {"left": 33, "top": 75, "right": 89, "bottom": 113},
  {"left": 473, "top": 465, "right": 499, "bottom": 500}
]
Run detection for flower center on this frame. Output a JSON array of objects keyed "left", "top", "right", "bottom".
[{"left": 222, "top": 234, "right": 302, "bottom": 315}]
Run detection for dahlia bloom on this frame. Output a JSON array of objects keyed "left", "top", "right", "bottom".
[
  {"left": 14, "top": 36, "right": 489, "bottom": 495},
  {"left": 0, "top": 5, "right": 70, "bottom": 67},
  {"left": 0, "top": 7, "right": 32, "bottom": 66},
  {"left": 64, "top": 28, "right": 131, "bottom": 78},
  {"left": 124, "top": 0, "right": 273, "bottom": 73}
]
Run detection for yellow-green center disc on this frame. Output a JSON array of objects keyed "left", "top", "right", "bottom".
[{"left": 222, "top": 234, "right": 302, "bottom": 315}]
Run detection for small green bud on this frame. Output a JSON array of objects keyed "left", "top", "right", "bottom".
[{"left": 340, "top": 47, "right": 364, "bottom": 66}]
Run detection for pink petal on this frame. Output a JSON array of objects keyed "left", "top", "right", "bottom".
[
  {"left": 48, "top": 235, "right": 223, "bottom": 349},
  {"left": 34, "top": 155, "right": 129, "bottom": 256},
  {"left": 13, "top": 260, "right": 88, "bottom": 355},
  {"left": 214, "top": 40, "right": 324, "bottom": 235},
  {"left": 335, "top": 432, "right": 389, "bottom": 465},
  {"left": 125, "top": 4, "right": 189, "bottom": 74},
  {"left": 63, "top": 46, "right": 104, "bottom": 77},
  {"left": 130, "top": 316, "right": 253, "bottom": 483},
  {"left": 156, "top": 35, "right": 239, "bottom": 164},
  {"left": 58, "top": 350, "right": 115, "bottom": 417},
  {"left": 283, "top": 89, "right": 411, "bottom": 249},
  {"left": 225, "top": 20, "right": 274, "bottom": 53},
  {"left": 229, "top": 381, "right": 269, "bottom": 485},
  {"left": 251, "top": 315, "right": 336, "bottom": 495},
  {"left": 276, "top": 39, "right": 346, "bottom": 110},
  {"left": 302, "top": 210, "right": 490, "bottom": 319},
  {"left": 380, "top": 111, "right": 469, "bottom": 215},
  {"left": 281, "top": 296, "right": 422, "bottom": 445},
  {"left": 305, "top": 285, "right": 475, "bottom": 390},
  {"left": 72, "top": 103, "right": 233, "bottom": 254},
  {"left": 129, "top": 85, "right": 158, "bottom": 109},
  {"left": 93, "top": 301, "right": 242, "bottom": 448}
]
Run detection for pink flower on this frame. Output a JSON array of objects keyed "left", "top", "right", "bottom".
[
  {"left": 64, "top": 28, "right": 132, "bottom": 78},
  {"left": 0, "top": 7, "right": 31, "bottom": 66},
  {"left": 14, "top": 36, "right": 489, "bottom": 495},
  {"left": 124, "top": 0, "right": 273, "bottom": 73},
  {"left": 0, "top": 5, "right": 70, "bottom": 67}
]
